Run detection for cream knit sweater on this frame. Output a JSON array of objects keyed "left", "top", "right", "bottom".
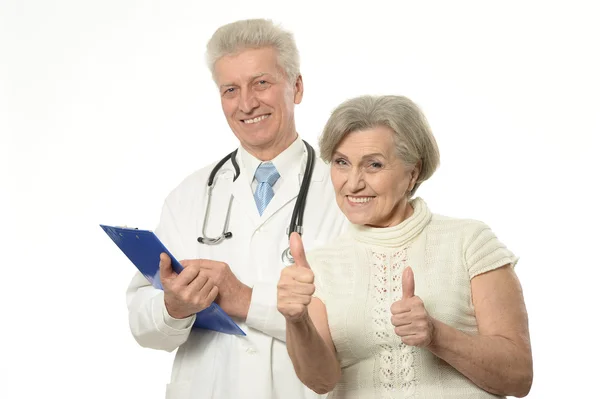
[{"left": 306, "top": 198, "right": 518, "bottom": 399}]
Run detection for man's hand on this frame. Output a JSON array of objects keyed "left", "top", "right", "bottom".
[
  {"left": 192, "top": 259, "right": 252, "bottom": 319},
  {"left": 390, "top": 267, "right": 435, "bottom": 347},
  {"left": 159, "top": 253, "right": 219, "bottom": 319},
  {"left": 277, "top": 232, "right": 315, "bottom": 323}
]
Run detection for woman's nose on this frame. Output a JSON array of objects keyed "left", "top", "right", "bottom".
[{"left": 346, "top": 168, "right": 366, "bottom": 192}]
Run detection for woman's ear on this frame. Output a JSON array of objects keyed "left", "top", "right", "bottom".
[{"left": 409, "top": 160, "right": 422, "bottom": 191}]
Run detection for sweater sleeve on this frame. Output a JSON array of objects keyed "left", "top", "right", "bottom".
[{"left": 464, "top": 221, "right": 519, "bottom": 280}]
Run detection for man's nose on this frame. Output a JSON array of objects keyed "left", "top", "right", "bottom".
[{"left": 239, "top": 89, "right": 259, "bottom": 114}]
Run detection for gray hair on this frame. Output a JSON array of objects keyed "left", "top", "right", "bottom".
[
  {"left": 206, "top": 19, "right": 300, "bottom": 84},
  {"left": 319, "top": 95, "right": 440, "bottom": 197}
]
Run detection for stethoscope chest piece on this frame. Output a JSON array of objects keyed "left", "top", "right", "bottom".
[{"left": 281, "top": 247, "right": 294, "bottom": 266}]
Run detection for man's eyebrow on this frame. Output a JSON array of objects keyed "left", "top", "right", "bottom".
[
  {"left": 219, "top": 73, "right": 274, "bottom": 89},
  {"left": 251, "top": 72, "right": 276, "bottom": 80}
]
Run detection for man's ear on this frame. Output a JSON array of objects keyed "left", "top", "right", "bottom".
[{"left": 293, "top": 74, "right": 304, "bottom": 104}]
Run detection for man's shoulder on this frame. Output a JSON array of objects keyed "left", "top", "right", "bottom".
[
  {"left": 313, "top": 156, "right": 331, "bottom": 177},
  {"left": 163, "top": 159, "right": 222, "bottom": 203}
]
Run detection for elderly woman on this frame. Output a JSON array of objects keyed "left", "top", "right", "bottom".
[{"left": 277, "top": 95, "right": 533, "bottom": 398}]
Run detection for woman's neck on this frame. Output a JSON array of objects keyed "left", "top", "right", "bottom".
[{"left": 365, "top": 199, "right": 414, "bottom": 228}]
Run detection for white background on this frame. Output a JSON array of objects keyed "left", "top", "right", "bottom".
[{"left": 1, "top": 0, "right": 598, "bottom": 398}]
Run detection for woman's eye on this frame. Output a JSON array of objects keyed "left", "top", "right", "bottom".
[
  {"left": 334, "top": 158, "right": 348, "bottom": 166},
  {"left": 369, "top": 162, "right": 383, "bottom": 169}
]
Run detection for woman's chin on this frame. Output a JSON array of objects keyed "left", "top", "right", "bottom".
[{"left": 344, "top": 212, "right": 372, "bottom": 226}]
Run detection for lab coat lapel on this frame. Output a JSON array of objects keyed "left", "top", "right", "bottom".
[
  {"left": 230, "top": 164, "right": 262, "bottom": 227},
  {"left": 259, "top": 153, "right": 327, "bottom": 222}
]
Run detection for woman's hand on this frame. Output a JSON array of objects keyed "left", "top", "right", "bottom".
[
  {"left": 277, "top": 233, "right": 315, "bottom": 323},
  {"left": 390, "top": 267, "right": 435, "bottom": 347}
]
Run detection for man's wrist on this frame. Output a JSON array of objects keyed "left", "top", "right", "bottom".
[
  {"left": 231, "top": 285, "right": 252, "bottom": 319},
  {"left": 220, "top": 284, "right": 253, "bottom": 319},
  {"left": 164, "top": 299, "right": 190, "bottom": 320}
]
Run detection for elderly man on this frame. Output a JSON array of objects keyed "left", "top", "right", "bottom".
[{"left": 126, "top": 19, "right": 346, "bottom": 399}]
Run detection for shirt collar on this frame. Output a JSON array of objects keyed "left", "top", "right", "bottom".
[{"left": 239, "top": 136, "right": 305, "bottom": 185}]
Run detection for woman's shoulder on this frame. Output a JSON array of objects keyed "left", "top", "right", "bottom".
[
  {"left": 306, "top": 232, "right": 356, "bottom": 270},
  {"left": 427, "top": 213, "right": 518, "bottom": 277},
  {"left": 427, "top": 213, "right": 495, "bottom": 239},
  {"left": 304, "top": 233, "right": 358, "bottom": 300}
]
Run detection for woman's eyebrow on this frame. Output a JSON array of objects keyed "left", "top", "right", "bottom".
[{"left": 333, "top": 151, "right": 386, "bottom": 159}]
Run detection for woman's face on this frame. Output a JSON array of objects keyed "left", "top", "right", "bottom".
[{"left": 330, "top": 126, "right": 419, "bottom": 227}]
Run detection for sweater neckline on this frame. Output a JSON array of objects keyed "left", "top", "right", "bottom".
[{"left": 348, "top": 197, "right": 432, "bottom": 248}]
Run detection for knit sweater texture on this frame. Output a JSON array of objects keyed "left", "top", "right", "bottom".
[{"left": 307, "top": 198, "right": 518, "bottom": 398}]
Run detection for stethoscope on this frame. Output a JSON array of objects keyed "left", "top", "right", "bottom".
[{"left": 197, "top": 140, "right": 316, "bottom": 266}]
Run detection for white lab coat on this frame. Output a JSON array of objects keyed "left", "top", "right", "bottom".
[{"left": 126, "top": 142, "right": 347, "bottom": 399}]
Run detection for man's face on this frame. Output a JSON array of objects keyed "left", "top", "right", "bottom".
[{"left": 214, "top": 47, "right": 303, "bottom": 160}]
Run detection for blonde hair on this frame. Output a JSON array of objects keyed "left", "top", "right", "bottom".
[
  {"left": 319, "top": 95, "right": 440, "bottom": 197},
  {"left": 206, "top": 19, "right": 300, "bottom": 84}
]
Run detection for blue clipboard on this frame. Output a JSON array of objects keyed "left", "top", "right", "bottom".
[{"left": 100, "top": 224, "right": 245, "bottom": 336}]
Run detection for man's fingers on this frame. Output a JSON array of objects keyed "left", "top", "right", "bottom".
[
  {"left": 194, "top": 259, "right": 220, "bottom": 270},
  {"left": 186, "top": 271, "right": 209, "bottom": 293},
  {"left": 290, "top": 232, "right": 310, "bottom": 269},
  {"left": 402, "top": 266, "right": 415, "bottom": 299},
  {"left": 197, "top": 275, "right": 216, "bottom": 298},
  {"left": 175, "top": 266, "right": 201, "bottom": 286},
  {"left": 159, "top": 253, "right": 176, "bottom": 281},
  {"left": 206, "top": 285, "right": 219, "bottom": 304}
]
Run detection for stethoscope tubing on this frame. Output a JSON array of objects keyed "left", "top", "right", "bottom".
[{"left": 198, "top": 141, "right": 316, "bottom": 268}]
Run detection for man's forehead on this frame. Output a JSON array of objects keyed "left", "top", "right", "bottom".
[{"left": 214, "top": 48, "right": 283, "bottom": 84}]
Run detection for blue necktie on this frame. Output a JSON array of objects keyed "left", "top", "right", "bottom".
[{"left": 253, "top": 162, "right": 280, "bottom": 216}]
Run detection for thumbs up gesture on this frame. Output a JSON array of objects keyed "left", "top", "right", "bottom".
[
  {"left": 277, "top": 232, "right": 315, "bottom": 323},
  {"left": 390, "top": 267, "right": 435, "bottom": 347}
]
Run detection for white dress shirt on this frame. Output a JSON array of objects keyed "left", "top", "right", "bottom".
[{"left": 241, "top": 135, "right": 305, "bottom": 194}]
